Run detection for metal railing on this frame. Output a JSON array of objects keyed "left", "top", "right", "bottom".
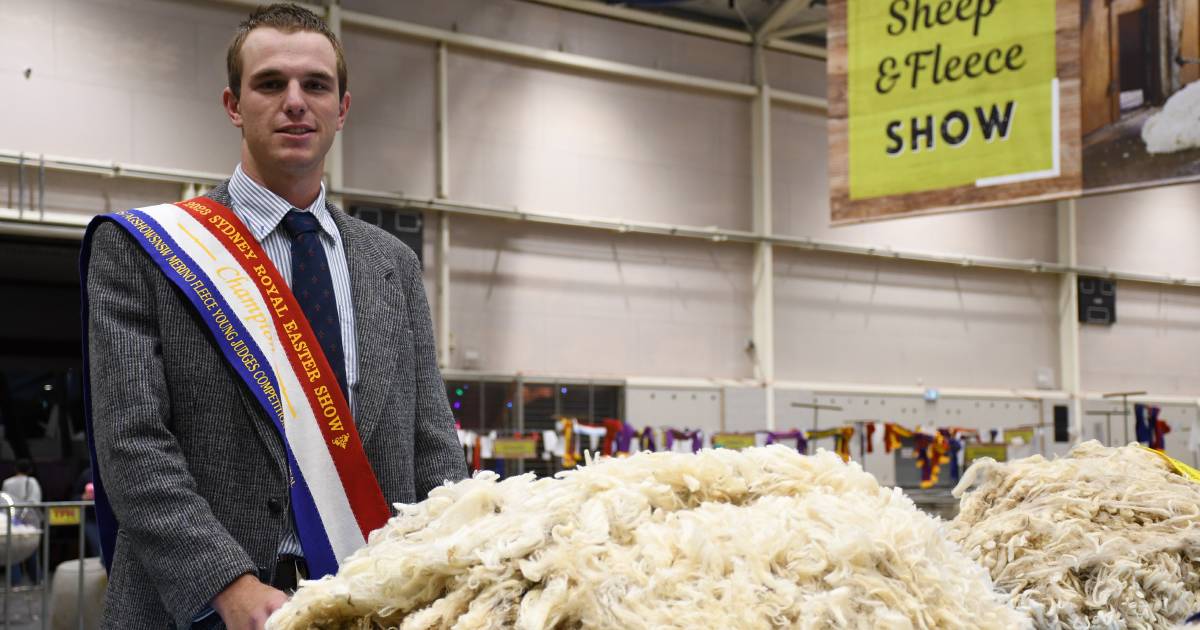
[{"left": 2, "top": 501, "right": 97, "bottom": 629}]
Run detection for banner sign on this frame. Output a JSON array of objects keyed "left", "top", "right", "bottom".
[
  {"left": 829, "top": 0, "right": 1082, "bottom": 223},
  {"left": 964, "top": 443, "right": 1008, "bottom": 466},
  {"left": 1004, "top": 427, "right": 1036, "bottom": 444},
  {"left": 712, "top": 433, "right": 757, "bottom": 450},
  {"left": 492, "top": 437, "right": 539, "bottom": 459}
]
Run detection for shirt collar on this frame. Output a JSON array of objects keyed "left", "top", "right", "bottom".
[{"left": 227, "top": 164, "right": 336, "bottom": 242}]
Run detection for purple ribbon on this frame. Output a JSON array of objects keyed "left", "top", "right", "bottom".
[
  {"left": 615, "top": 422, "right": 637, "bottom": 453},
  {"left": 664, "top": 428, "right": 704, "bottom": 453},
  {"left": 639, "top": 427, "right": 657, "bottom": 452},
  {"left": 766, "top": 429, "right": 807, "bottom": 452}
]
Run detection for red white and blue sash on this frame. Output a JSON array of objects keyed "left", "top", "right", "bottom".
[{"left": 80, "top": 197, "right": 389, "bottom": 578}]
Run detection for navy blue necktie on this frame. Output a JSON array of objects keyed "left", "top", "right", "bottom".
[{"left": 282, "top": 209, "right": 348, "bottom": 400}]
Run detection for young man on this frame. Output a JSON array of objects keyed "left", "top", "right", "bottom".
[{"left": 81, "top": 4, "right": 467, "bottom": 628}]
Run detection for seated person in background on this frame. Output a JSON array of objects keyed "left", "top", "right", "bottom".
[
  {"left": 2, "top": 458, "right": 42, "bottom": 508},
  {"left": 1, "top": 458, "right": 42, "bottom": 583}
]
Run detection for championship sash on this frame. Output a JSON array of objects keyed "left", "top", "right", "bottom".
[{"left": 80, "top": 197, "right": 390, "bottom": 578}]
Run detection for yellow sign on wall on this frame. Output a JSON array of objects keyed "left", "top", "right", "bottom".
[
  {"left": 849, "top": 0, "right": 1057, "bottom": 198},
  {"left": 828, "top": 0, "right": 1081, "bottom": 223}
]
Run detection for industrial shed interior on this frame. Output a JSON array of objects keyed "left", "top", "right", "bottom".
[{"left": 1, "top": 0, "right": 1200, "bottom": 628}]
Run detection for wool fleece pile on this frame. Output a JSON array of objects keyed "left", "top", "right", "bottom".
[
  {"left": 269, "top": 446, "right": 1024, "bottom": 629},
  {"left": 950, "top": 441, "right": 1200, "bottom": 629}
]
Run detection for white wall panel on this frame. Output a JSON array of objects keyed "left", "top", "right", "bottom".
[
  {"left": 448, "top": 53, "right": 751, "bottom": 229},
  {"left": 0, "top": 0, "right": 241, "bottom": 172},
  {"left": 1080, "top": 282, "right": 1200, "bottom": 395},
  {"left": 775, "top": 248, "right": 1059, "bottom": 389},
  {"left": 130, "top": 92, "right": 240, "bottom": 174},
  {"left": 0, "top": 72, "right": 135, "bottom": 163},
  {"left": 626, "top": 387, "right": 723, "bottom": 436},
  {"left": 771, "top": 106, "right": 1060, "bottom": 261},
  {"left": 1077, "top": 183, "right": 1200, "bottom": 278},
  {"left": 763, "top": 51, "right": 825, "bottom": 98},
  {"left": 341, "top": 28, "right": 437, "bottom": 196},
  {"left": 448, "top": 216, "right": 754, "bottom": 378},
  {"left": 723, "top": 386, "right": 768, "bottom": 432}
]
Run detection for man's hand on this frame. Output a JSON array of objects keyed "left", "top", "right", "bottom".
[{"left": 213, "top": 574, "right": 289, "bottom": 630}]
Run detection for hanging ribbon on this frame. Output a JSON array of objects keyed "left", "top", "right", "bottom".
[
  {"left": 639, "top": 427, "right": 657, "bottom": 453},
  {"left": 613, "top": 421, "right": 637, "bottom": 455},
  {"left": 940, "top": 429, "right": 963, "bottom": 482},
  {"left": 765, "top": 429, "right": 808, "bottom": 453},
  {"left": 834, "top": 427, "right": 855, "bottom": 462},
  {"left": 665, "top": 428, "right": 704, "bottom": 453},
  {"left": 808, "top": 427, "right": 855, "bottom": 463},
  {"left": 1135, "top": 404, "right": 1152, "bottom": 445},
  {"left": 1152, "top": 408, "right": 1171, "bottom": 451},
  {"left": 560, "top": 418, "right": 578, "bottom": 468},
  {"left": 913, "top": 431, "right": 952, "bottom": 489},
  {"left": 884, "top": 423, "right": 914, "bottom": 453}
]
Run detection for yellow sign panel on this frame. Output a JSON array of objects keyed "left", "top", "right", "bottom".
[
  {"left": 492, "top": 438, "right": 538, "bottom": 459},
  {"left": 848, "top": 0, "right": 1058, "bottom": 199},
  {"left": 964, "top": 443, "right": 1007, "bottom": 466},
  {"left": 1004, "top": 428, "right": 1035, "bottom": 445},
  {"left": 712, "top": 434, "right": 757, "bottom": 450},
  {"left": 49, "top": 507, "right": 81, "bottom": 527}
]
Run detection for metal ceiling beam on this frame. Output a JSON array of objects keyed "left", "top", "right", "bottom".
[
  {"left": 519, "top": 0, "right": 753, "bottom": 45},
  {"left": 764, "top": 38, "right": 827, "bottom": 59},
  {"left": 769, "top": 89, "right": 827, "bottom": 110},
  {"left": 518, "top": 0, "right": 826, "bottom": 60},
  {"left": 757, "top": 0, "right": 810, "bottom": 38},
  {"left": 771, "top": 20, "right": 827, "bottom": 39}
]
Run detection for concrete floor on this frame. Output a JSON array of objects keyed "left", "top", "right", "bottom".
[
  {"left": 1083, "top": 106, "right": 1200, "bottom": 192},
  {"left": 0, "top": 587, "right": 48, "bottom": 629},
  {"left": 0, "top": 568, "right": 100, "bottom": 629}
]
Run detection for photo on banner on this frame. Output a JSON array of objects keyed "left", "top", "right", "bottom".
[
  {"left": 827, "top": 0, "right": 1083, "bottom": 223},
  {"left": 1081, "top": 0, "right": 1200, "bottom": 194}
]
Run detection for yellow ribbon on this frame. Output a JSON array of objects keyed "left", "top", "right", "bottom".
[{"left": 1138, "top": 445, "right": 1200, "bottom": 482}]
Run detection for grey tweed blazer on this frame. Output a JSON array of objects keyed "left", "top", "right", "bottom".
[{"left": 86, "top": 181, "right": 467, "bottom": 629}]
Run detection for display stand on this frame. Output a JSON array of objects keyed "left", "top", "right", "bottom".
[{"left": 1101, "top": 390, "right": 1147, "bottom": 445}]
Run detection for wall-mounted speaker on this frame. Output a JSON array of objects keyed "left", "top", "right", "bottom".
[
  {"left": 348, "top": 205, "right": 424, "bottom": 267},
  {"left": 1077, "top": 275, "right": 1116, "bottom": 325}
]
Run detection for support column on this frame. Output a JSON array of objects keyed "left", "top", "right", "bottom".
[
  {"left": 436, "top": 43, "right": 450, "bottom": 200},
  {"left": 435, "top": 42, "right": 453, "bottom": 368},
  {"left": 1057, "top": 198, "right": 1082, "bottom": 442},
  {"left": 436, "top": 214, "right": 451, "bottom": 368},
  {"left": 324, "top": 1, "right": 345, "bottom": 208},
  {"left": 751, "top": 45, "right": 776, "bottom": 429}
]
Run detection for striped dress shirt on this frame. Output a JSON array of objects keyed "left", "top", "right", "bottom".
[{"left": 226, "top": 164, "right": 359, "bottom": 561}]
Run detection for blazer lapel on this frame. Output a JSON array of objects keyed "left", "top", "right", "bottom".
[{"left": 330, "top": 207, "right": 402, "bottom": 443}]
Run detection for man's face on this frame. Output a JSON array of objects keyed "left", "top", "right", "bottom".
[{"left": 223, "top": 27, "right": 349, "bottom": 178}]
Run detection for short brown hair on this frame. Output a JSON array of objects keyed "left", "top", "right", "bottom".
[{"left": 226, "top": 3, "right": 348, "bottom": 101}]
